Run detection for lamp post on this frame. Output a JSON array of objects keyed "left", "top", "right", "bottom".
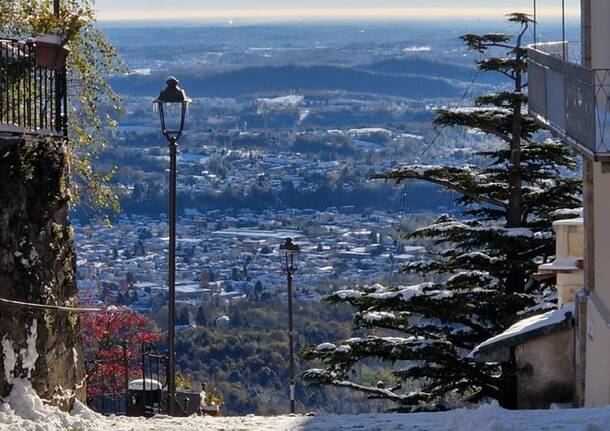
[
  {"left": 153, "top": 76, "right": 191, "bottom": 416},
  {"left": 279, "top": 237, "right": 300, "bottom": 414}
]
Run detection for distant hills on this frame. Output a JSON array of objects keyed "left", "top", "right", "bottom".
[
  {"left": 362, "top": 58, "right": 507, "bottom": 85},
  {"left": 110, "top": 62, "right": 467, "bottom": 99}
]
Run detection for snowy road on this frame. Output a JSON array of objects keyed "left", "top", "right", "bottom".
[
  {"left": 2, "top": 380, "right": 610, "bottom": 430},
  {"left": 90, "top": 406, "right": 610, "bottom": 431}
]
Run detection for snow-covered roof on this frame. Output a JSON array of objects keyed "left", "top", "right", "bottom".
[{"left": 469, "top": 303, "right": 575, "bottom": 362}]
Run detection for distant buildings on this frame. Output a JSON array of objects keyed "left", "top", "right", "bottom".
[{"left": 75, "top": 208, "right": 421, "bottom": 314}]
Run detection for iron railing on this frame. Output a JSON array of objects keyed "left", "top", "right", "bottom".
[
  {"left": 528, "top": 41, "right": 610, "bottom": 157},
  {"left": 137, "top": 341, "right": 168, "bottom": 416},
  {"left": 87, "top": 341, "right": 203, "bottom": 417},
  {"left": 85, "top": 342, "right": 132, "bottom": 416},
  {"left": 0, "top": 38, "right": 67, "bottom": 136},
  {"left": 137, "top": 342, "right": 196, "bottom": 417}
]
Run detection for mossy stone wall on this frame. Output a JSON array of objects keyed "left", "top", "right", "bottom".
[{"left": 0, "top": 135, "right": 84, "bottom": 409}]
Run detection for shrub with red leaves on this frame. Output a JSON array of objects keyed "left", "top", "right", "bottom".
[{"left": 82, "top": 306, "right": 161, "bottom": 400}]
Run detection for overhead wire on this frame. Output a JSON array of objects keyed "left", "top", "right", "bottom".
[
  {"left": 418, "top": 65, "right": 481, "bottom": 160},
  {"left": 386, "top": 182, "right": 409, "bottom": 286},
  {"left": 385, "top": 17, "right": 532, "bottom": 286},
  {"left": 417, "top": 12, "right": 530, "bottom": 161},
  {"left": 533, "top": 0, "right": 538, "bottom": 45}
]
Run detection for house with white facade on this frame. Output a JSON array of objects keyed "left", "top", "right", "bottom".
[{"left": 472, "top": 0, "right": 610, "bottom": 408}]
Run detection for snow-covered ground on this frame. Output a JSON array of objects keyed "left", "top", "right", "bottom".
[
  {"left": 2, "top": 379, "right": 610, "bottom": 431},
  {"left": 0, "top": 379, "right": 610, "bottom": 431}
]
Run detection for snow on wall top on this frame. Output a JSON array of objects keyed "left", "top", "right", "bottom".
[
  {"left": 469, "top": 303, "right": 575, "bottom": 362},
  {"left": 538, "top": 257, "right": 583, "bottom": 272}
]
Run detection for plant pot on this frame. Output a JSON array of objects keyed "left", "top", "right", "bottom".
[
  {"left": 203, "top": 404, "right": 220, "bottom": 416},
  {"left": 34, "top": 35, "right": 69, "bottom": 70}
]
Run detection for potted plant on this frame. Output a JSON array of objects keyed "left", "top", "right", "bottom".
[
  {"left": 203, "top": 403, "right": 220, "bottom": 416},
  {"left": 202, "top": 391, "right": 222, "bottom": 416},
  {"left": 26, "top": 9, "right": 87, "bottom": 70},
  {"left": 33, "top": 33, "right": 69, "bottom": 69}
]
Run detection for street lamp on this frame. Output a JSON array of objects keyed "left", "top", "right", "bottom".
[
  {"left": 279, "top": 237, "right": 300, "bottom": 414},
  {"left": 153, "top": 76, "right": 190, "bottom": 416}
]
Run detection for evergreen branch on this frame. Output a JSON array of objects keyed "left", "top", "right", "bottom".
[
  {"left": 374, "top": 165, "right": 508, "bottom": 209},
  {"left": 301, "top": 370, "right": 432, "bottom": 405},
  {"left": 333, "top": 380, "right": 429, "bottom": 404}
]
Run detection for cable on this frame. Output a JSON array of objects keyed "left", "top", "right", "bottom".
[
  {"left": 562, "top": 0, "right": 567, "bottom": 61},
  {"left": 386, "top": 182, "right": 408, "bottom": 286},
  {"left": 533, "top": 0, "right": 537, "bottom": 45},
  {"left": 0, "top": 297, "right": 101, "bottom": 313},
  {"left": 418, "top": 15, "right": 527, "bottom": 160},
  {"left": 418, "top": 66, "right": 481, "bottom": 159}
]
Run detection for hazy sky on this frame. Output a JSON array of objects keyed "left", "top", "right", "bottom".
[{"left": 95, "top": 0, "right": 579, "bottom": 21}]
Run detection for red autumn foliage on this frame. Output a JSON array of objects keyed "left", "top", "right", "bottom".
[{"left": 82, "top": 306, "right": 161, "bottom": 400}]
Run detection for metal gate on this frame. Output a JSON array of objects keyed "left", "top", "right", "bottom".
[
  {"left": 85, "top": 342, "right": 130, "bottom": 415},
  {"left": 131, "top": 341, "right": 169, "bottom": 416}
]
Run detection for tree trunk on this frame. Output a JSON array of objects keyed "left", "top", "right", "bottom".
[{"left": 506, "top": 56, "right": 526, "bottom": 294}]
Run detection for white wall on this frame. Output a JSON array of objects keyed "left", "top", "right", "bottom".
[
  {"left": 585, "top": 295, "right": 610, "bottom": 406},
  {"left": 590, "top": 0, "right": 610, "bottom": 69},
  {"left": 585, "top": 161, "right": 610, "bottom": 406},
  {"left": 593, "top": 162, "right": 610, "bottom": 307}
]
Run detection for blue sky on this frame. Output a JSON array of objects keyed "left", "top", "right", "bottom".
[{"left": 95, "top": 0, "right": 578, "bottom": 21}]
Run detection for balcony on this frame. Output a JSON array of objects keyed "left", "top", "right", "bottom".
[
  {"left": 0, "top": 38, "right": 67, "bottom": 137},
  {"left": 528, "top": 41, "right": 610, "bottom": 158}
]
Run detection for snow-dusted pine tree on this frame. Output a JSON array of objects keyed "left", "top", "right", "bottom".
[{"left": 302, "top": 13, "right": 581, "bottom": 411}]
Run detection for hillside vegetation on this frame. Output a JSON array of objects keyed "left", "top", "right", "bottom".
[{"left": 157, "top": 300, "right": 394, "bottom": 415}]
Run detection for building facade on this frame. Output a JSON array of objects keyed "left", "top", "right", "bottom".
[{"left": 510, "top": 0, "right": 610, "bottom": 407}]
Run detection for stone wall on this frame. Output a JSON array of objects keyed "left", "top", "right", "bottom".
[{"left": 0, "top": 135, "right": 84, "bottom": 409}]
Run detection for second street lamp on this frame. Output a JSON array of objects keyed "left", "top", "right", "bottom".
[
  {"left": 279, "top": 237, "right": 300, "bottom": 414},
  {"left": 153, "top": 76, "right": 191, "bottom": 416}
]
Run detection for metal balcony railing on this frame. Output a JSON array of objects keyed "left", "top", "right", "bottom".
[
  {"left": 0, "top": 38, "right": 67, "bottom": 136},
  {"left": 528, "top": 41, "right": 610, "bottom": 157}
]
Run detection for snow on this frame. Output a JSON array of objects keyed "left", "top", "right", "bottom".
[
  {"left": 315, "top": 343, "right": 336, "bottom": 352},
  {"left": 404, "top": 45, "right": 432, "bottom": 52},
  {"left": 552, "top": 208, "right": 583, "bottom": 218},
  {"left": 417, "top": 219, "right": 535, "bottom": 239},
  {"left": 1, "top": 337, "right": 16, "bottom": 383},
  {"left": 131, "top": 68, "right": 152, "bottom": 76},
  {"left": 347, "top": 127, "right": 392, "bottom": 136},
  {"left": 470, "top": 303, "right": 575, "bottom": 359},
  {"left": 1, "top": 379, "right": 96, "bottom": 429},
  {"left": 539, "top": 257, "right": 583, "bottom": 272},
  {"left": 501, "top": 228, "right": 534, "bottom": 237},
  {"left": 128, "top": 379, "right": 163, "bottom": 391},
  {"left": 335, "top": 345, "right": 351, "bottom": 354},
  {"left": 368, "top": 283, "right": 433, "bottom": 301},
  {"left": 400, "top": 164, "right": 445, "bottom": 176},
  {"left": 257, "top": 95, "right": 304, "bottom": 108},
  {"left": 2, "top": 320, "right": 37, "bottom": 384},
  {"left": 362, "top": 311, "right": 395, "bottom": 322},
  {"left": 401, "top": 133, "right": 424, "bottom": 140},
  {"left": 553, "top": 217, "right": 584, "bottom": 227},
  {"left": 5, "top": 385, "right": 610, "bottom": 431},
  {"left": 19, "top": 321, "right": 38, "bottom": 378},
  {"left": 335, "top": 289, "right": 362, "bottom": 299}
]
